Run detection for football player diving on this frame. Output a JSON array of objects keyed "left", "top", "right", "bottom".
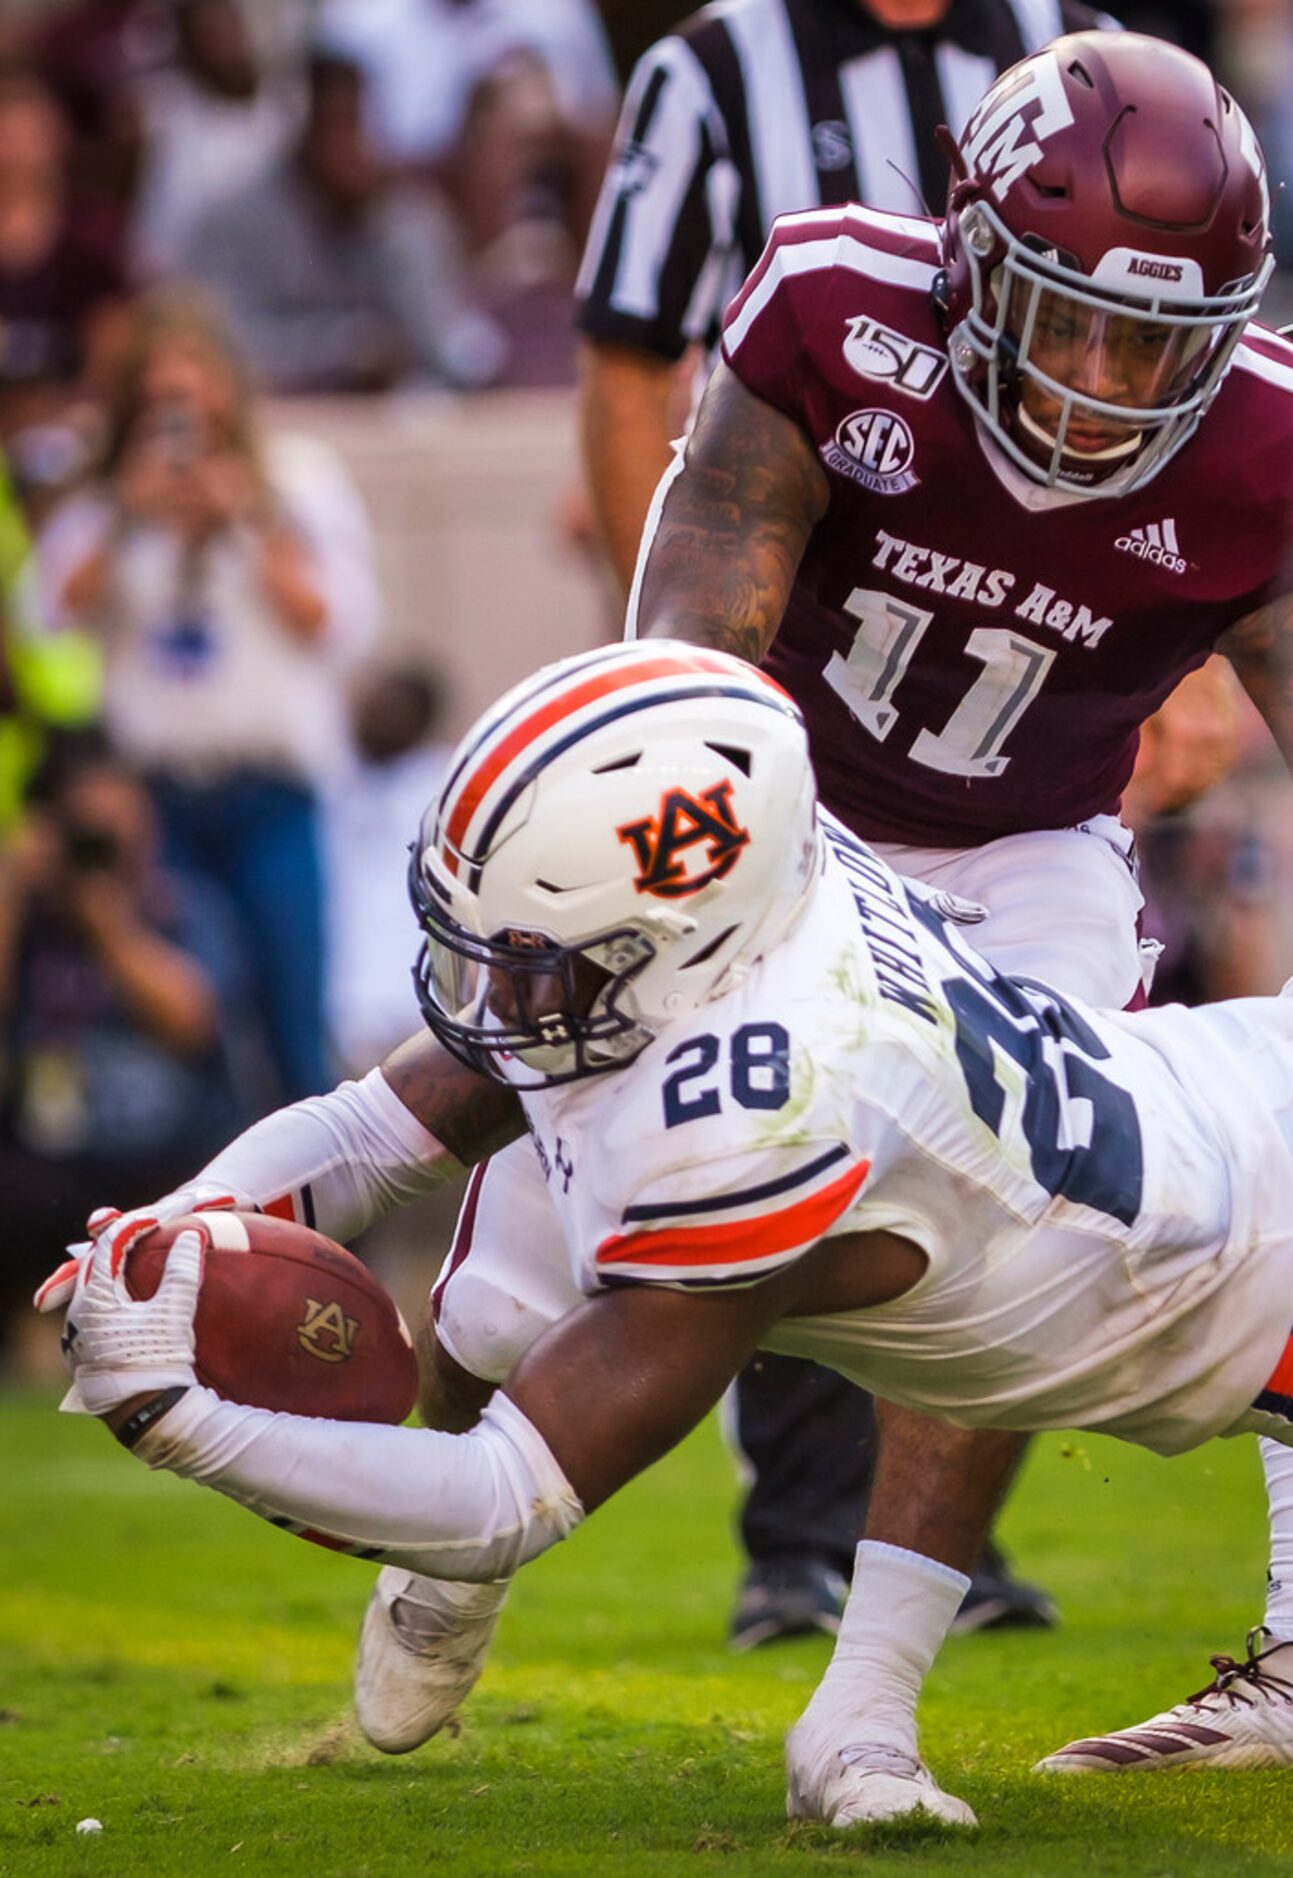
[
  {"left": 41, "top": 640, "right": 1293, "bottom": 1829},
  {"left": 39, "top": 29, "right": 1293, "bottom": 1822}
]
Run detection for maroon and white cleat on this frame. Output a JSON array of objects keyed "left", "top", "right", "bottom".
[{"left": 1036, "top": 1630, "right": 1293, "bottom": 1773}]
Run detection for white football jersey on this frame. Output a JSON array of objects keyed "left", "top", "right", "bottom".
[{"left": 524, "top": 817, "right": 1293, "bottom": 1456}]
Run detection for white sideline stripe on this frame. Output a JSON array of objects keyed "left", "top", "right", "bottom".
[{"left": 725, "top": 234, "right": 938, "bottom": 356}]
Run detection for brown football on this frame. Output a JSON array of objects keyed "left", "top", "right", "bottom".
[{"left": 124, "top": 1211, "right": 419, "bottom": 1423}]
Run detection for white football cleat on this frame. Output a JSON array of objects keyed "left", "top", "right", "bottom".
[
  {"left": 786, "top": 1721, "right": 977, "bottom": 1828},
  {"left": 354, "top": 1568, "right": 510, "bottom": 1754},
  {"left": 1036, "top": 1629, "right": 1293, "bottom": 1773}
]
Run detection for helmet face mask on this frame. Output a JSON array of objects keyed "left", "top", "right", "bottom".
[
  {"left": 411, "top": 845, "right": 660, "bottom": 1087},
  {"left": 942, "top": 34, "right": 1273, "bottom": 497},
  {"left": 409, "top": 642, "right": 821, "bottom": 1090}
]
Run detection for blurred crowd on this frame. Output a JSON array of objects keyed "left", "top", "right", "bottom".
[{"left": 1, "top": 0, "right": 1293, "bottom": 1365}]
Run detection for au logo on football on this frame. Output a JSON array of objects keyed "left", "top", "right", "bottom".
[{"left": 297, "top": 1297, "right": 359, "bottom": 1363}]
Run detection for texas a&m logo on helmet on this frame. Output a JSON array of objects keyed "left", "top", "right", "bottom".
[{"left": 960, "top": 49, "right": 1074, "bottom": 202}]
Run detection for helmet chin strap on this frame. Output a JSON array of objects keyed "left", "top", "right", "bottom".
[{"left": 1016, "top": 402, "right": 1144, "bottom": 467}]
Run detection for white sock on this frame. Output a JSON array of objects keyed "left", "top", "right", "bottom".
[
  {"left": 793, "top": 1540, "right": 970, "bottom": 1754},
  {"left": 1261, "top": 1437, "right": 1293, "bottom": 1645}
]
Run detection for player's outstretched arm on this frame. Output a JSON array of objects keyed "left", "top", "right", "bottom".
[
  {"left": 51, "top": 1236, "right": 801, "bottom": 1583},
  {"left": 633, "top": 360, "right": 829, "bottom": 665}
]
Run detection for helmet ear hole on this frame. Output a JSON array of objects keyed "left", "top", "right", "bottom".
[{"left": 680, "top": 924, "right": 737, "bottom": 972}]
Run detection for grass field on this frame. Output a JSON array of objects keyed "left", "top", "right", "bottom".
[{"left": 2, "top": 1386, "right": 1290, "bottom": 1877}]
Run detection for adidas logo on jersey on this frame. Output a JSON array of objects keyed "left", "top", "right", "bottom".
[{"left": 1114, "top": 519, "right": 1187, "bottom": 575}]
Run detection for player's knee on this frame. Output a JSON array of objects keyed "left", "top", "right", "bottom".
[{"left": 416, "top": 1318, "right": 496, "bottom": 1431}]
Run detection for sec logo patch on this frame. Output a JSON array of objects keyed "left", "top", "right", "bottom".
[{"left": 821, "top": 408, "right": 918, "bottom": 495}]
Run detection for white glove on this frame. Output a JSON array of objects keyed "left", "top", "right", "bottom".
[
  {"left": 34, "top": 1181, "right": 249, "bottom": 1318},
  {"left": 41, "top": 1227, "right": 204, "bottom": 1419}
]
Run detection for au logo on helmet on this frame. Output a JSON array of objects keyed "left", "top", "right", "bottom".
[{"left": 617, "top": 782, "right": 750, "bottom": 898}]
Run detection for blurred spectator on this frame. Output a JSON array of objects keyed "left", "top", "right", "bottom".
[
  {"left": 0, "top": 727, "right": 254, "bottom": 1356},
  {"left": 0, "top": 71, "right": 133, "bottom": 512},
  {"left": 35, "top": 286, "right": 379, "bottom": 1100},
  {"left": 324, "top": 661, "right": 451, "bottom": 1077},
  {"left": 1122, "top": 658, "right": 1243, "bottom": 831},
  {"left": 29, "top": 0, "right": 166, "bottom": 226},
  {"left": 313, "top": 0, "right": 618, "bottom": 256},
  {"left": 1137, "top": 806, "right": 1282, "bottom": 1008},
  {"left": 1216, "top": 1, "right": 1293, "bottom": 272},
  {"left": 131, "top": 0, "right": 301, "bottom": 277},
  {"left": 180, "top": 52, "right": 506, "bottom": 393}
]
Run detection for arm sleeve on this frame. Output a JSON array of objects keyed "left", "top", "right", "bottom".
[
  {"left": 575, "top": 35, "right": 737, "bottom": 360},
  {"left": 198, "top": 1067, "right": 462, "bottom": 1244},
  {"left": 137, "top": 1386, "right": 583, "bottom": 1582}
]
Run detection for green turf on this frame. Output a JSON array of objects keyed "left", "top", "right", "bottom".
[{"left": 1, "top": 1387, "right": 1287, "bottom": 1875}]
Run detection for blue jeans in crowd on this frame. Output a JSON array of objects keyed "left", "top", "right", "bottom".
[{"left": 151, "top": 770, "right": 331, "bottom": 1102}]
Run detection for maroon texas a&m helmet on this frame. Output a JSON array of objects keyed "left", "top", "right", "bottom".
[{"left": 940, "top": 32, "right": 1272, "bottom": 496}]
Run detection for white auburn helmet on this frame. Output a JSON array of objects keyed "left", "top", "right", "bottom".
[{"left": 410, "top": 640, "right": 821, "bottom": 1087}]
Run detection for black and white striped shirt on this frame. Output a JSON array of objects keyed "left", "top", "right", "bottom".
[{"left": 575, "top": 0, "right": 1119, "bottom": 360}]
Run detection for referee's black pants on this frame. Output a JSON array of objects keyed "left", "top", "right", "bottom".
[{"left": 735, "top": 1352, "right": 877, "bottom": 1577}]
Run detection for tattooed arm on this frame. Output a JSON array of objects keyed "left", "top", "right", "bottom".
[
  {"left": 633, "top": 360, "right": 830, "bottom": 663},
  {"left": 381, "top": 1029, "right": 524, "bottom": 1164},
  {"left": 1216, "top": 588, "right": 1293, "bottom": 768}
]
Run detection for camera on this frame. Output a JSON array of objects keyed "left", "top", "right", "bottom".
[{"left": 62, "top": 823, "right": 123, "bottom": 872}]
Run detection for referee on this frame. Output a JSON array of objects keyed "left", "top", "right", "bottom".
[{"left": 574, "top": 0, "right": 1116, "bottom": 1650}]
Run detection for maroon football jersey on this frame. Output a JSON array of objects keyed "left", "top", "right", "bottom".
[{"left": 720, "top": 204, "right": 1293, "bottom": 846}]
